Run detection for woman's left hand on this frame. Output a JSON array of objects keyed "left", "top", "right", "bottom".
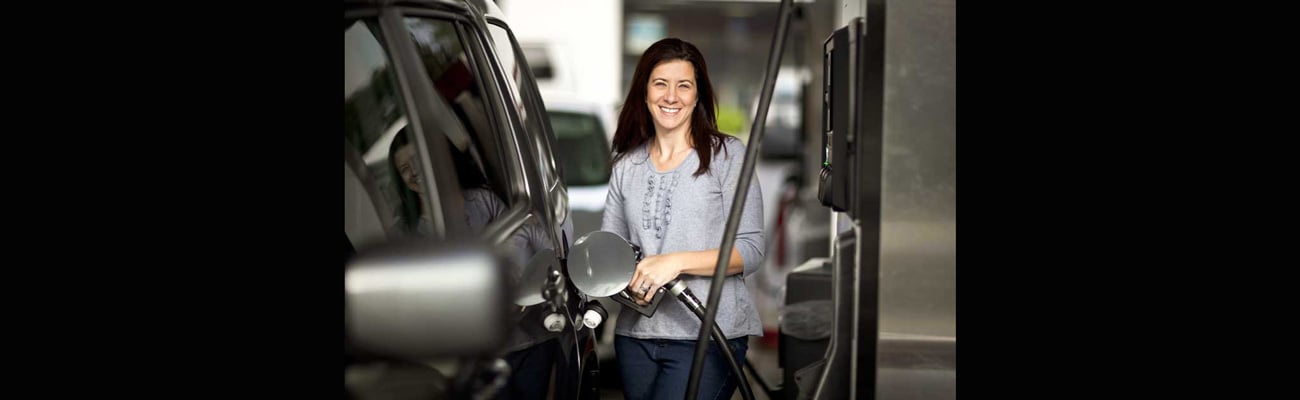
[{"left": 629, "top": 253, "right": 683, "bottom": 303}]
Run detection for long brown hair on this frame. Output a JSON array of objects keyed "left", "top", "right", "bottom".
[{"left": 612, "top": 38, "right": 730, "bottom": 177}]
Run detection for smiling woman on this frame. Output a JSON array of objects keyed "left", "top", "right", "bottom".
[{"left": 601, "top": 37, "right": 765, "bottom": 400}]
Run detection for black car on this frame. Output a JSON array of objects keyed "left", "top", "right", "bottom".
[{"left": 344, "top": 1, "right": 598, "bottom": 399}]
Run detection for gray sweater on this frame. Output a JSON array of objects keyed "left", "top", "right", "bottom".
[{"left": 601, "top": 137, "right": 764, "bottom": 339}]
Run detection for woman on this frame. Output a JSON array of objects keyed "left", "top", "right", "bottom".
[
  {"left": 388, "top": 130, "right": 434, "bottom": 237},
  {"left": 389, "top": 128, "right": 503, "bottom": 237},
  {"left": 602, "top": 38, "right": 764, "bottom": 400}
]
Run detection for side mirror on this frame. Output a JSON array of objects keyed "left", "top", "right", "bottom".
[{"left": 345, "top": 238, "right": 510, "bottom": 359}]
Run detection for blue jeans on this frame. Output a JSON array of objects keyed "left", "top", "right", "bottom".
[
  {"left": 615, "top": 335, "right": 749, "bottom": 400},
  {"left": 497, "top": 338, "right": 557, "bottom": 400}
]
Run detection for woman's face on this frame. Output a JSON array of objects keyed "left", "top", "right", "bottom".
[
  {"left": 393, "top": 143, "right": 421, "bottom": 194},
  {"left": 645, "top": 59, "right": 698, "bottom": 134}
]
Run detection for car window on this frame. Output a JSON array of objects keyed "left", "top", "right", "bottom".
[
  {"left": 344, "top": 19, "right": 437, "bottom": 244},
  {"left": 402, "top": 17, "right": 514, "bottom": 210}
]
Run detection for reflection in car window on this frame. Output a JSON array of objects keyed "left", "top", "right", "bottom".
[
  {"left": 402, "top": 17, "right": 553, "bottom": 269},
  {"left": 548, "top": 111, "right": 611, "bottom": 186},
  {"left": 407, "top": 22, "right": 563, "bottom": 364},
  {"left": 402, "top": 17, "right": 508, "bottom": 209},
  {"left": 344, "top": 20, "right": 434, "bottom": 240}
]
